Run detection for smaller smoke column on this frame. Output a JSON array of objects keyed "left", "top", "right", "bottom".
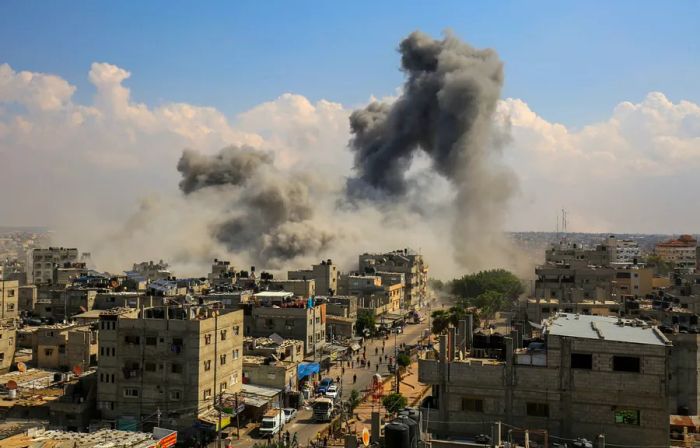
[
  {"left": 347, "top": 31, "right": 516, "bottom": 270},
  {"left": 177, "top": 145, "right": 334, "bottom": 266}
]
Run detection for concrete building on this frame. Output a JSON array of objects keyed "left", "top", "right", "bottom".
[
  {"left": 96, "top": 305, "right": 244, "bottom": 431},
  {"left": 242, "top": 355, "right": 297, "bottom": 391},
  {"left": 18, "top": 285, "right": 36, "bottom": 314},
  {"left": 244, "top": 300, "right": 325, "bottom": 355},
  {"left": 656, "top": 235, "right": 698, "bottom": 272},
  {"left": 48, "top": 371, "right": 97, "bottom": 431},
  {"left": 358, "top": 249, "right": 427, "bottom": 308},
  {"left": 35, "top": 323, "right": 98, "bottom": 372},
  {"left": 534, "top": 263, "right": 614, "bottom": 302},
  {"left": 545, "top": 241, "right": 610, "bottom": 267},
  {"left": 0, "top": 279, "right": 19, "bottom": 320},
  {"left": 243, "top": 336, "right": 304, "bottom": 364},
  {"left": 525, "top": 298, "right": 621, "bottom": 323},
  {"left": 30, "top": 247, "right": 80, "bottom": 285},
  {"left": 127, "top": 260, "right": 171, "bottom": 282},
  {"left": 266, "top": 279, "right": 316, "bottom": 298},
  {"left": 323, "top": 296, "right": 358, "bottom": 319},
  {"left": 326, "top": 315, "right": 356, "bottom": 340},
  {"left": 419, "top": 313, "right": 672, "bottom": 446},
  {"left": 288, "top": 259, "right": 339, "bottom": 296},
  {"left": 0, "top": 319, "right": 16, "bottom": 374},
  {"left": 606, "top": 235, "right": 642, "bottom": 264}
]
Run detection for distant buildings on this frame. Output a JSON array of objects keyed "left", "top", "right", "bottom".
[
  {"left": 655, "top": 234, "right": 698, "bottom": 272},
  {"left": 30, "top": 247, "right": 79, "bottom": 285},
  {"left": 288, "top": 259, "right": 338, "bottom": 296},
  {"left": 358, "top": 249, "right": 427, "bottom": 308}
]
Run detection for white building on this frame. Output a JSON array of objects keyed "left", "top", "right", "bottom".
[{"left": 606, "top": 235, "right": 641, "bottom": 264}]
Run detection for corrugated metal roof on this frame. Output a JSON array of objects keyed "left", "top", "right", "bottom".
[{"left": 545, "top": 313, "right": 669, "bottom": 346}]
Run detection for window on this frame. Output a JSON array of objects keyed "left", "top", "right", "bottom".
[
  {"left": 461, "top": 398, "right": 484, "bottom": 412},
  {"left": 233, "top": 349, "right": 240, "bottom": 360},
  {"left": 145, "top": 362, "right": 156, "bottom": 372},
  {"left": 45, "top": 348, "right": 54, "bottom": 356},
  {"left": 614, "top": 409, "right": 640, "bottom": 425},
  {"left": 58, "top": 345, "right": 66, "bottom": 354},
  {"left": 98, "top": 401, "right": 114, "bottom": 410},
  {"left": 170, "top": 390, "right": 181, "bottom": 401},
  {"left": 171, "top": 363, "right": 183, "bottom": 374},
  {"left": 232, "top": 371, "right": 239, "bottom": 384},
  {"left": 526, "top": 402, "right": 549, "bottom": 417},
  {"left": 124, "top": 335, "right": 140, "bottom": 345},
  {"left": 6, "top": 304, "right": 14, "bottom": 311},
  {"left": 571, "top": 353, "right": 593, "bottom": 370},
  {"left": 233, "top": 325, "right": 240, "bottom": 336},
  {"left": 172, "top": 337, "right": 183, "bottom": 346},
  {"left": 145, "top": 336, "right": 157, "bottom": 346},
  {"left": 203, "top": 389, "right": 212, "bottom": 400},
  {"left": 220, "top": 354, "right": 227, "bottom": 365},
  {"left": 204, "top": 360, "right": 211, "bottom": 371},
  {"left": 205, "top": 334, "right": 212, "bottom": 345},
  {"left": 7, "top": 289, "right": 14, "bottom": 297},
  {"left": 613, "top": 356, "right": 640, "bottom": 373},
  {"left": 220, "top": 381, "right": 227, "bottom": 392},
  {"left": 220, "top": 330, "right": 227, "bottom": 341},
  {"left": 124, "top": 388, "right": 140, "bottom": 398}
]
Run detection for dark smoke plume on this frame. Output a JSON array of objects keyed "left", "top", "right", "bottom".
[
  {"left": 347, "top": 31, "right": 516, "bottom": 269},
  {"left": 177, "top": 145, "right": 334, "bottom": 266}
]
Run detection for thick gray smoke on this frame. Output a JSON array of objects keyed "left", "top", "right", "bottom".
[
  {"left": 347, "top": 31, "right": 517, "bottom": 270},
  {"left": 177, "top": 145, "right": 334, "bottom": 266}
]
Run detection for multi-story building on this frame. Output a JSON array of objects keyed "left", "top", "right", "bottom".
[
  {"left": 244, "top": 300, "right": 325, "bottom": 355},
  {"left": 96, "top": 305, "right": 244, "bottom": 431},
  {"left": 419, "top": 313, "right": 671, "bottom": 446},
  {"left": 30, "top": 247, "right": 79, "bottom": 285},
  {"left": 606, "top": 235, "right": 642, "bottom": 264},
  {"left": 656, "top": 235, "right": 698, "bottom": 272},
  {"left": 534, "top": 263, "right": 614, "bottom": 302},
  {"left": 358, "top": 249, "right": 427, "bottom": 308},
  {"left": 35, "top": 323, "right": 97, "bottom": 371},
  {"left": 18, "top": 285, "right": 36, "bottom": 314},
  {"left": 0, "top": 279, "right": 19, "bottom": 320},
  {"left": 288, "top": 259, "right": 338, "bottom": 296}
]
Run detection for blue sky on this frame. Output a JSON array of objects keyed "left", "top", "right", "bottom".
[{"left": 1, "top": 1, "right": 698, "bottom": 127}]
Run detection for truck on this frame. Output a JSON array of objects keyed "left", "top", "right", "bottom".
[
  {"left": 259, "top": 408, "right": 284, "bottom": 438},
  {"left": 312, "top": 397, "right": 335, "bottom": 422}
]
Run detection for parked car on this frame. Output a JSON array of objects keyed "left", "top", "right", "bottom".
[
  {"left": 282, "top": 408, "right": 297, "bottom": 423},
  {"left": 317, "top": 377, "right": 334, "bottom": 394},
  {"left": 325, "top": 384, "right": 340, "bottom": 400},
  {"left": 392, "top": 326, "right": 403, "bottom": 334}
]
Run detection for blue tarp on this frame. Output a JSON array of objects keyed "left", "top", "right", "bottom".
[{"left": 297, "top": 362, "right": 320, "bottom": 380}]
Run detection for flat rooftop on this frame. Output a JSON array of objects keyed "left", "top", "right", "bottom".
[{"left": 544, "top": 313, "right": 669, "bottom": 346}]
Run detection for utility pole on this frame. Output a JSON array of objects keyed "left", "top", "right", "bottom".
[
  {"left": 156, "top": 407, "right": 161, "bottom": 427},
  {"left": 214, "top": 310, "right": 221, "bottom": 448},
  {"left": 394, "top": 328, "right": 399, "bottom": 393},
  {"left": 235, "top": 393, "right": 240, "bottom": 440},
  {"left": 496, "top": 421, "right": 501, "bottom": 447}
]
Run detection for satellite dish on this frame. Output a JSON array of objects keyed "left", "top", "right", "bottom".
[
  {"left": 6, "top": 380, "right": 17, "bottom": 390},
  {"left": 362, "top": 428, "right": 370, "bottom": 447},
  {"left": 72, "top": 365, "right": 82, "bottom": 376},
  {"left": 17, "top": 362, "right": 26, "bottom": 373}
]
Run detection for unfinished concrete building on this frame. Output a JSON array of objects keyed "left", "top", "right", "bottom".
[{"left": 419, "top": 313, "right": 671, "bottom": 446}]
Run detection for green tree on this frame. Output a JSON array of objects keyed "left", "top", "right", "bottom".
[
  {"left": 382, "top": 392, "right": 408, "bottom": 414},
  {"left": 356, "top": 310, "right": 376, "bottom": 335},
  {"left": 397, "top": 353, "right": 411, "bottom": 368},
  {"left": 428, "top": 278, "right": 445, "bottom": 291},
  {"left": 431, "top": 306, "right": 480, "bottom": 335},
  {"left": 347, "top": 389, "right": 362, "bottom": 412},
  {"left": 646, "top": 254, "right": 673, "bottom": 276},
  {"left": 450, "top": 269, "right": 524, "bottom": 301}
]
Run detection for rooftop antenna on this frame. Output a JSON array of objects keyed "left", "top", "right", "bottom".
[{"left": 561, "top": 208, "right": 568, "bottom": 237}]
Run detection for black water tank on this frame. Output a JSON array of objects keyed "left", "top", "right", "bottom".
[
  {"left": 384, "top": 421, "right": 409, "bottom": 448},
  {"left": 402, "top": 407, "right": 421, "bottom": 431},
  {"left": 396, "top": 415, "right": 418, "bottom": 448}
]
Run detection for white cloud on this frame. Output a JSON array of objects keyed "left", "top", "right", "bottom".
[{"left": 1, "top": 61, "right": 699, "bottom": 275}]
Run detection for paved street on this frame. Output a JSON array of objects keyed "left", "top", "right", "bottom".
[{"left": 217, "top": 312, "right": 433, "bottom": 448}]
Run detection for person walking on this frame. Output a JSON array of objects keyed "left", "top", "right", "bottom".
[
  {"left": 367, "top": 360, "right": 371, "bottom": 369},
  {"left": 376, "top": 363, "right": 379, "bottom": 372},
  {"left": 353, "top": 374, "right": 357, "bottom": 384}
]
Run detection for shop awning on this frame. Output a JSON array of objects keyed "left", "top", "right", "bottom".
[{"left": 297, "top": 362, "right": 320, "bottom": 380}]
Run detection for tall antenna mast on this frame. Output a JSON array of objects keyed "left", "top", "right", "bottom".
[{"left": 561, "top": 208, "right": 568, "bottom": 234}]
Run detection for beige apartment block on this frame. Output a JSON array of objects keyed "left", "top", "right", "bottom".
[
  {"left": 0, "top": 279, "right": 19, "bottom": 321},
  {"left": 96, "top": 305, "right": 244, "bottom": 431}
]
